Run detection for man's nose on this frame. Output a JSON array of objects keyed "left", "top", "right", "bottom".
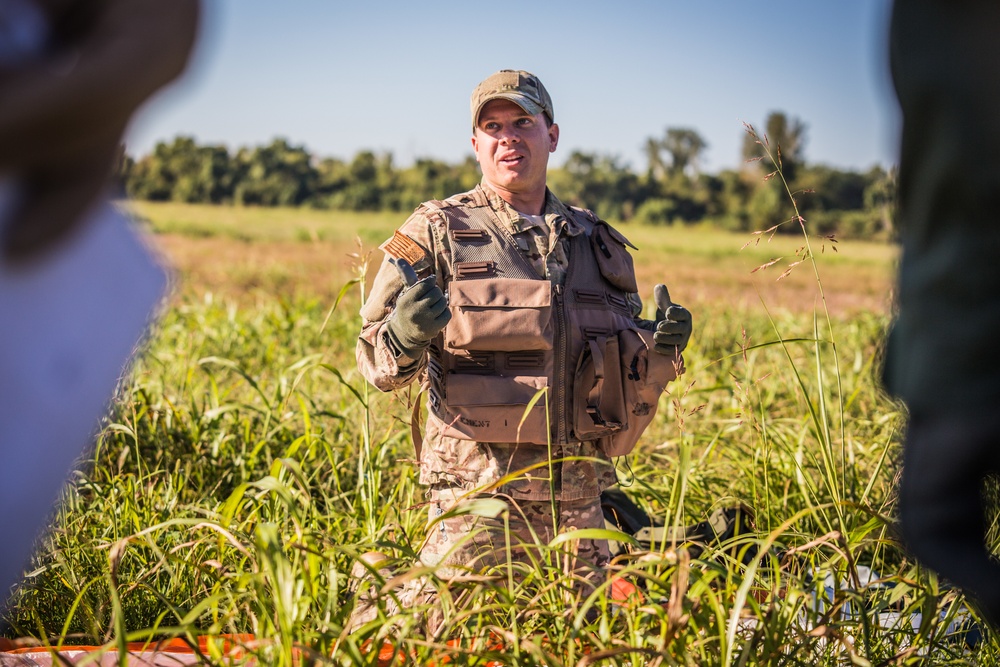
[{"left": 498, "top": 127, "right": 520, "bottom": 144}]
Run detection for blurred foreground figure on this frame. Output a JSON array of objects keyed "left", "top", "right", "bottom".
[
  {"left": 884, "top": 0, "right": 1000, "bottom": 628},
  {"left": 0, "top": 0, "right": 199, "bottom": 608}
]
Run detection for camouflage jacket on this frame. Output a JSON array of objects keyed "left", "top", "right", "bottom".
[{"left": 356, "top": 182, "right": 654, "bottom": 501}]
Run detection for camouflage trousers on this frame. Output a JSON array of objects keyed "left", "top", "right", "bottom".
[
  {"left": 421, "top": 486, "right": 610, "bottom": 575},
  {"left": 347, "top": 489, "right": 610, "bottom": 635}
]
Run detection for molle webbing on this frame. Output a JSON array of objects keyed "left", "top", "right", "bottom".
[
  {"left": 436, "top": 204, "right": 551, "bottom": 437},
  {"left": 425, "top": 196, "right": 640, "bottom": 446},
  {"left": 447, "top": 206, "right": 539, "bottom": 281}
]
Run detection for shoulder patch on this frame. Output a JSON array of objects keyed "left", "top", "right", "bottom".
[{"left": 380, "top": 230, "right": 425, "bottom": 264}]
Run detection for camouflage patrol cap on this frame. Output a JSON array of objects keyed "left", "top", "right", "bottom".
[{"left": 471, "top": 69, "right": 554, "bottom": 129}]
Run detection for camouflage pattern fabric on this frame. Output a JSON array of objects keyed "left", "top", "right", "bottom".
[
  {"left": 346, "top": 489, "right": 609, "bottom": 635},
  {"left": 421, "top": 487, "right": 611, "bottom": 575}
]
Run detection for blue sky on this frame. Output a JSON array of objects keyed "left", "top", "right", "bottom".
[{"left": 126, "top": 0, "right": 899, "bottom": 173}]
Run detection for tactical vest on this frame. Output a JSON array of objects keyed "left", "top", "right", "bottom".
[{"left": 421, "top": 192, "right": 680, "bottom": 455}]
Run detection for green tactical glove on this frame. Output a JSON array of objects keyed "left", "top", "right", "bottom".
[
  {"left": 385, "top": 258, "right": 451, "bottom": 360},
  {"left": 653, "top": 283, "right": 692, "bottom": 354}
]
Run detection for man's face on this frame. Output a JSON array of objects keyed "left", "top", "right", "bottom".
[{"left": 471, "top": 99, "right": 559, "bottom": 206}]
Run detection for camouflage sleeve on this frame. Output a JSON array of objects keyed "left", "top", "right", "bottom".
[{"left": 355, "top": 209, "right": 445, "bottom": 391}]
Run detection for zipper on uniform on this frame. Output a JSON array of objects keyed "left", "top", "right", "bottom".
[{"left": 553, "top": 283, "right": 568, "bottom": 444}]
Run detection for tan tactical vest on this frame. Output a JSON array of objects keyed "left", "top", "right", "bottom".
[{"left": 422, "top": 193, "right": 680, "bottom": 456}]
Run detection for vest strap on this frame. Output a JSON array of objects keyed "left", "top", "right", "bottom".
[{"left": 410, "top": 391, "right": 424, "bottom": 460}]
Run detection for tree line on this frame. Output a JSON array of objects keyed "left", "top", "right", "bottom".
[{"left": 120, "top": 111, "right": 896, "bottom": 240}]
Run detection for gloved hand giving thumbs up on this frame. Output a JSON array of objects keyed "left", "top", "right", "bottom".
[
  {"left": 385, "top": 258, "right": 451, "bottom": 360},
  {"left": 652, "top": 284, "right": 692, "bottom": 354}
]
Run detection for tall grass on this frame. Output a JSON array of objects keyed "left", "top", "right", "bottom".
[{"left": 2, "top": 184, "right": 995, "bottom": 664}]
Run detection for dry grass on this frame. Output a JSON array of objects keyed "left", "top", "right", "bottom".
[
  {"left": 136, "top": 202, "right": 897, "bottom": 318},
  {"left": 152, "top": 234, "right": 360, "bottom": 304}
]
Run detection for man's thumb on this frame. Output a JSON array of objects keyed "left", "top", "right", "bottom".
[
  {"left": 390, "top": 257, "right": 419, "bottom": 288},
  {"left": 654, "top": 283, "right": 674, "bottom": 319}
]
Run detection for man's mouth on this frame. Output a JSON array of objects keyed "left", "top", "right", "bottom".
[{"left": 499, "top": 154, "right": 523, "bottom": 166}]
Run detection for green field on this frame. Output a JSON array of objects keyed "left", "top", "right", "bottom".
[{"left": 3, "top": 202, "right": 993, "bottom": 665}]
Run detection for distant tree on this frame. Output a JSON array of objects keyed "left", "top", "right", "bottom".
[
  {"left": 863, "top": 165, "right": 898, "bottom": 238},
  {"left": 796, "top": 165, "right": 866, "bottom": 215},
  {"left": 118, "top": 131, "right": 897, "bottom": 242},
  {"left": 635, "top": 128, "right": 710, "bottom": 224},
  {"left": 633, "top": 198, "right": 676, "bottom": 225},
  {"left": 392, "top": 156, "right": 479, "bottom": 211},
  {"left": 743, "top": 111, "right": 807, "bottom": 181},
  {"left": 312, "top": 156, "right": 349, "bottom": 208},
  {"left": 234, "top": 138, "right": 317, "bottom": 207},
  {"left": 643, "top": 127, "right": 707, "bottom": 180},
  {"left": 713, "top": 169, "right": 755, "bottom": 232},
  {"left": 327, "top": 150, "right": 395, "bottom": 210},
  {"left": 115, "top": 150, "right": 135, "bottom": 198},
  {"left": 396, "top": 158, "right": 447, "bottom": 209},
  {"left": 548, "top": 151, "right": 640, "bottom": 220},
  {"left": 126, "top": 135, "right": 234, "bottom": 202},
  {"left": 644, "top": 136, "right": 666, "bottom": 182},
  {"left": 179, "top": 144, "right": 234, "bottom": 203},
  {"left": 662, "top": 128, "right": 707, "bottom": 177},
  {"left": 453, "top": 155, "right": 482, "bottom": 193}
]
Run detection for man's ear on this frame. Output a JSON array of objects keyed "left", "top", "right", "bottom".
[
  {"left": 471, "top": 133, "right": 479, "bottom": 153},
  {"left": 548, "top": 123, "right": 559, "bottom": 152}
]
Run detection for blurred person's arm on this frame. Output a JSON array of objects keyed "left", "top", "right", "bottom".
[{"left": 0, "top": 0, "right": 200, "bottom": 261}]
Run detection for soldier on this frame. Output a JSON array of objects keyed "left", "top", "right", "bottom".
[{"left": 356, "top": 70, "right": 692, "bottom": 591}]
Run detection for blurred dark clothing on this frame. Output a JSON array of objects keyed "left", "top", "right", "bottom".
[
  {"left": 883, "top": 0, "right": 1000, "bottom": 414},
  {"left": 899, "top": 414, "right": 1000, "bottom": 627},
  {"left": 885, "top": 0, "right": 1000, "bottom": 627}
]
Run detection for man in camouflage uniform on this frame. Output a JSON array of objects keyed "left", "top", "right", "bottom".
[{"left": 356, "top": 70, "right": 692, "bottom": 586}]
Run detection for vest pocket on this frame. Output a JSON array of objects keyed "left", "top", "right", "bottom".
[
  {"left": 446, "top": 278, "right": 553, "bottom": 351},
  {"left": 572, "top": 328, "right": 683, "bottom": 456},
  {"left": 441, "top": 373, "right": 550, "bottom": 444},
  {"left": 590, "top": 222, "right": 639, "bottom": 293},
  {"left": 572, "top": 335, "right": 628, "bottom": 441},
  {"left": 603, "top": 328, "right": 683, "bottom": 457}
]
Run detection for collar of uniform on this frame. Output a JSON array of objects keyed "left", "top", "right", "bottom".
[
  {"left": 476, "top": 182, "right": 584, "bottom": 237},
  {"left": 545, "top": 193, "right": 585, "bottom": 238}
]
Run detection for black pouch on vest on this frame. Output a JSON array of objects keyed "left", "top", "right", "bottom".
[
  {"left": 590, "top": 222, "right": 638, "bottom": 293},
  {"left": 572, "top": 335, "right": 627, "bottom": 441},
  {"left": 601, "top": 328, "right": 681, "bottom": 458},
  {"left": 573, "top": 328, "right": 683, "bottom": 456}
]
